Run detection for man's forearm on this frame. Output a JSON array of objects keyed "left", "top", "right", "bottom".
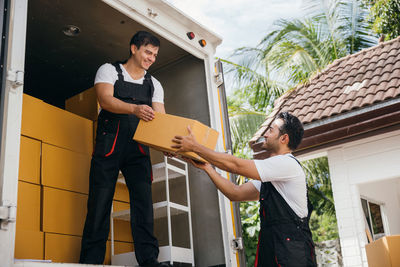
[
  {"left": 190, "top": 142, "right": 260, "bottom": 180},
  {"left": 99, "top": 95, "right": 135, "bottom": 114},
  {"left": 203, "top": 166, "right": 240, "bottom": 201},
  {"left": 192, "top": 143, "right": 239, "bottom": 174}
]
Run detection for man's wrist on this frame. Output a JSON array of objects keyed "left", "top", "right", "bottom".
[
  {"left": 191, "top": 142, "right": 202, "bottom": 154},
  {"left": 131, "top": 104, "right": 137, "bottom": 115}
]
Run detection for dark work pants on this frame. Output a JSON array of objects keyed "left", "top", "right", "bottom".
[{"left": 79, "top": 115, "right": 159, "bottom": 265}]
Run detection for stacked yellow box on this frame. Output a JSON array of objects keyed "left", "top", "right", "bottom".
[
  {"left": 16, "top": 136, "right": 43, "bottom": 260},
  {"left": 15, "top": 180, "right": 44, "bottom": 260},
  {"left": 16, "top": 93, "right": 133, "bottom": 264},
  {"left": 21, "top": 94, "right": 93, "bottom": 155}
]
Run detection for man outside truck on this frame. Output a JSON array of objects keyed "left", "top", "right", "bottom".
[
  {"left": 80, "top": 31, "right": 170, "bottom": 267},
  {"left": 172, "top": 112, "right": 317, "bottom": 267}
]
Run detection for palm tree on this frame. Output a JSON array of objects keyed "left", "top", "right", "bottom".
[{"left": 225, "top": 0, "right": 375, "bottom": 112}]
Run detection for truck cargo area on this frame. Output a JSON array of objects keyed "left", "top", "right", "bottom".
[{"left": 16, "top": 0, "right": 226, "bottom": 266}]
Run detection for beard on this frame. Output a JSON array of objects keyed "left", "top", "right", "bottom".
[{"left": 261, "top": 138, "right": 279, "bottom": 153}]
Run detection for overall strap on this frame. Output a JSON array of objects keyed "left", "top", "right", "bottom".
[
  {"left": 112, "top": 62, "right": 124, "bottom": 81},
  {"left": 288, "top": 154, "right": 301, "bottom": 166},
  {"left": 289, "top": 154, "right": 314, "bottom": 220},
  {"left": 144, "top": 72, "right": 155, "bottom": 100}
]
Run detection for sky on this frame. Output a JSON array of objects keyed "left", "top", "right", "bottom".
[{"left": 165, "top": 0, "right": 304, "bottom": 59}]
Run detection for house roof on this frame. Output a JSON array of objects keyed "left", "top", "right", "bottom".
[{"left": 250, "top": 36, "right": 400, "bottom": 146}]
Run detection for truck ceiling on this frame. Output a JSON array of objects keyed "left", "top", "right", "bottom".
[{"left": 24, "top": 0, "right": 189, "bottom": 107}]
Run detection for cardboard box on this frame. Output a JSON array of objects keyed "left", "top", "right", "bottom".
[
  {"left": 42, "top": 187, "right": 87, "bottom": 236},
  {"left": 22, "top": 94, "right": 93, "bottom": 155},
  {"left": 44, "top": 233, "right": 81, "bottom": 263},
  {"left": 21, "top": 94, "right": 47, "bottom": 140},
  {"left": 104, "top": 240, "right": 134, "bottom": 264},
  {"left": 366, "top": 235, "right": 400, "bottom": 267},
  {"left": 65, "top": 87, "right": 100, "bottom": 121},
  {"left": 14, "top": 229, "right": 44, "bottom": 260},
  {"left": 110, "top": 201, "right": 133, "bottom": 243},
  {"left": 42, "top": 143, "right": 91, "bottom": 194},
  {"left": 133, "top": 113, "right": 219, "bottom": 162},
  {"left": 16, "top": 181, "right": 41, "bottom": 231},
  {"left": 41, "top": 103, "right": 93, "bottom": 155},
  {"left": 114, "top": 180, "right": 130, "bottom": 203},
  {"left": 19, "top": 136, "right": 41, "bottom": 184}
]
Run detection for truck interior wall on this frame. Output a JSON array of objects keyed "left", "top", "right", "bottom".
[{"left": 153, "top": 55, "right": 225, "bottom": 266}]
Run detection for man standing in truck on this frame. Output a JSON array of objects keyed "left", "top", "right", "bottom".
[
  {"left": 172, "top": 112, "right": 317, "bottom": 267},
  {"left": 79, "top": 31, "right": 169, "bottom": 267}
]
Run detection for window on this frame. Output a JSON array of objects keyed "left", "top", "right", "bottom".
[{"left": 361, "top": 198, "right": 385, "bottom": 241}]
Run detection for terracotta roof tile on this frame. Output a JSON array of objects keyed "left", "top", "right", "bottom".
[
  {"left": 381, "top": 71, "right": 391, "bottom": 82},
  {"left": 392, "top": 67, "right": 400, "bottom": 77},
  {"left": 330, "top": 103, "right": 342, "bottom": 115},
  {"left": 250, "top": 36, "right": 400, "bottom": 144}
]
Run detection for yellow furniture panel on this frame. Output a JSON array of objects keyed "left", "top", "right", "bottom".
[
  {"left": 16, "top": 181, "right": 41, "bottom": 231},
  {"left": 44, "top": 233, "right": 81, "bottom": 263},
  {"left": 42, "top": 187, "right": 87, "bottom": 236},
  {"left": 19, "top": 136, "right": 41, "bottom": 184},
  {"left": 14, "top": 229, "right": 44, "bottom": 260},
  {"left": 42, "top": 143, "right": 90, "bottom": 194}
]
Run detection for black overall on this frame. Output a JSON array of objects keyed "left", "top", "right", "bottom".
[
  {"left": 255, "top": 157, "right": 317, "bottom": 267},
  {"left": 79, "top": 63, "right": 159, "bottom": 265}
]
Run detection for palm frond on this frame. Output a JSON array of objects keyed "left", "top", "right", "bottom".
[{"left": 229, "top": 112, "right": 266, "bottom": 155}]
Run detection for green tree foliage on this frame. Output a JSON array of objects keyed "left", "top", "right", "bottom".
[
  {"left": 303, "top": 157, "right": 335, "bottom": 216},
  {"left": 309, "top": 212, "right": 339, "bottom": 243},
  {"left": 303, "top": 157, "right": 339, "bottom": 243},
  {"left": 240, "top": 201, "right": 260, "bottom": 266},
  {"left": 363, "top": 0, "right": 400, "bottom": 40}
]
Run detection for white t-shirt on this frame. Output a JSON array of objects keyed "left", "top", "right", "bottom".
[
  {"left": 251, "top": 154, "right": 308, "bottom": 218},
  {"left": 94, "top": 63, "right": 164, "bottom": 104}
]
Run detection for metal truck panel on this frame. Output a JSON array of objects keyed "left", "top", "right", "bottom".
[{"left": 0, "top": 0, "right": 28, "bottom": 265}]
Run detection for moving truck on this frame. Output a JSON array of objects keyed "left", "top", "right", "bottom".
[{"left": 0, "top": 0, "right": 245, "bottom": 266}]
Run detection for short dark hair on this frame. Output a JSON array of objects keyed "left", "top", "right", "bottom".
[
  {"left": 275, "top": 112, "right": 304, "bottom": 150},
  {"left": 129, "top": 31, "right": 160, "bottom": 56}
]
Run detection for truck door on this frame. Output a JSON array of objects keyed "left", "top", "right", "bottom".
[
  {"left": 0, "top": 0, "right": 28, "bottom": 264},
  {"left": 215, "top": 60, "right": 246, "bottom": 266}
]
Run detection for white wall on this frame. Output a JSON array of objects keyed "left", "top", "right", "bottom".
[
  {"left": 326, "top": 129, "right": 400, "bottom": 267},
  {"left": 358, "top": 178, "right": 400, "bottom": 236}
]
